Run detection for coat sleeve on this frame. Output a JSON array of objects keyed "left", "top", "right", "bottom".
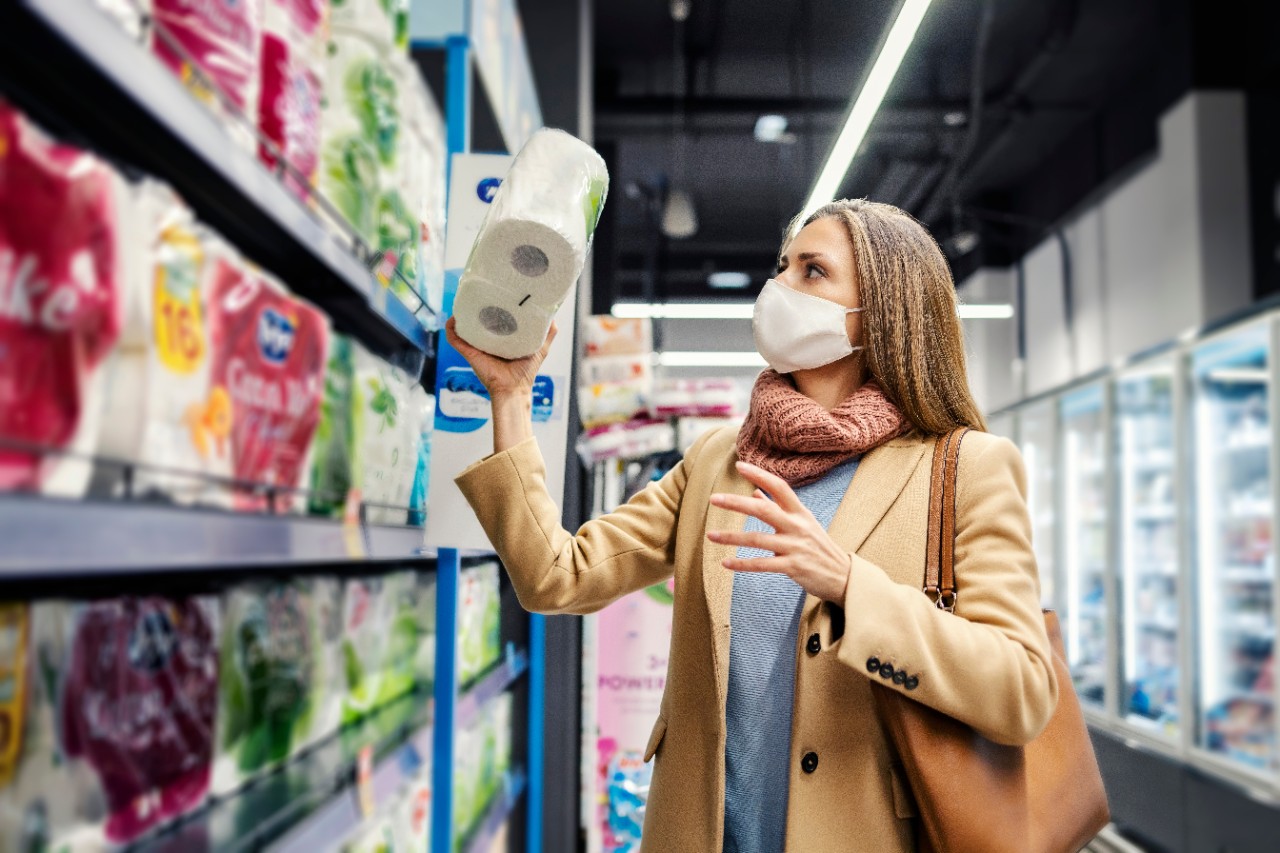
[
  {"left": 826, "top": 434, "right": 1058, "bottom": 746},
  {"left": 454, "top": 429, "right": 715, "bottom": 616}
]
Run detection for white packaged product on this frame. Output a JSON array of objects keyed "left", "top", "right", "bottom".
[
  {"left": 329, "top": 0, "right": 396, "bottom": 48},
  {"left": 453, "top": 129, "right": 608, "bottom": 359},
  {"left": 352, "top": 343, "right": 418, "bottom": 524},
  {"left": 320, "top": 28, "right": 402, "bottom": 249}
]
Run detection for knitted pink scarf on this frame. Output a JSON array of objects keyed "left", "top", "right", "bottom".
[{"left": 736, "top": 369, "right": 910, "bottom": 486}]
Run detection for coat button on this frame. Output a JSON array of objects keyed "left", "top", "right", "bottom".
[
  {"left": 806, "top": 634, "right": 822, "bottom": 655},
  {"left": 866, "top": 656, "right": 881, "bottom": 673},
  {"left": 892, "top": 670, "right": 907, "bottom": 685},
  {"left": 879, "top": 662, "right": 895, "bottom": 680},
  {"left": 905, "top": 675, "right": 919, "bottom": 691},
  {"left": 801, "top": 752, "right": 819, "bottom": 774}
]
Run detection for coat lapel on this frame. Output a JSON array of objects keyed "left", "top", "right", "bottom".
[{"left": 701, "top": 434, "right": 931, "bottom": 713}]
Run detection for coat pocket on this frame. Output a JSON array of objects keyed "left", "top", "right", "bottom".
[
  {"left": 888, "top": 761, "right": 918, "bottom": 819},
  {"left": 643, "top": 715, "right": 668, "bottom": 763}
]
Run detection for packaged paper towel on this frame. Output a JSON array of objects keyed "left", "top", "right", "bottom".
[{"left": 453, "top": 128, "right": 608, "bottom": 359}]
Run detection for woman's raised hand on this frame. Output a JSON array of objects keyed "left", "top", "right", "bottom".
[
  {"left": 445, "top": 316, "right": 557, "bottom": 397},
  {"left": 707, "top": 461, "right": 853, "bottom": 604}
]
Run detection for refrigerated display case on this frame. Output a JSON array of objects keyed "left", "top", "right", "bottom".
[
  {"left": 1115, "top": 361, "right": 1181, "bottom": 740},
  {"left": 1190, "top": 319, "right": 1277, "bottom": 778},
  {"left": 1019, "top": 401, "right": 1058, "bottom": 609},
  {"left": 1061, "top": 384, "right": 1110, "bottom": 711}
]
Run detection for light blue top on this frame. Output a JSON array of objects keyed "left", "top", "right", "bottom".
[{"left": 722, "top": 457, "right": 861, "bottom": 853}]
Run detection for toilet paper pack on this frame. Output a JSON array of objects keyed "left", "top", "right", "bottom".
[
  {"left": 308, "top": 333, "right": 358, "bottom": 516},
  {"left": 319, "top": 28, "right": 402, "bottom": 249},
  {"left": 0, "top": 597, "right": 220, "bottom": 848},
  {"left": 205, "top": 260, "right": 330, "bottom": 512},
  {"left": 0, "top": 102, "right": 125, "bottom": 498},
  {"left": 152, "top": 0, "right": 263, "bottom": 151},
  {"left": 453, "top": 129, "right": 608, "bottom": 360},
  {"left": 258, "top": 0, "right": 327, "bottom": 202},
  {"left": 352, "top": 342, "right": 417, "bottom": 525}
]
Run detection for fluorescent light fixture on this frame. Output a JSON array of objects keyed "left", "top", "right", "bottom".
[
  {"left": 957, "top": 303, "right": 1014, "bottom": 319},
  {"left": 612, "top": 302, "right": 753, "bottom": 320},
  {"left": 801, "top": 0, "right": 933, "bottom": 218},
  {"left": 1206, "top": 368, "right": 1270, "bottom": 384},
  {"left": 754, "top": 114, "right": 789, "bottom": 142},
  {"left": 614, "top": 301, "right": 1013, "bottom": 320},
  {"left": 658, "top": 351, "right": 767, "bottom": 368},
  {"left": 707, "top": 271, "right": 752, "bottom": 289}
]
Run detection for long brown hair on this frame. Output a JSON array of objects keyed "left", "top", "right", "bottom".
[{"left": 784, "top": 199, "right": 988, "bottom": 435}]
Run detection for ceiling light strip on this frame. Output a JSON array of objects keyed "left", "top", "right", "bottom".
[
  {"left": 801, "top": 0, "right": 934, "bottom": 219},
  {"left": 611, "top": 302, "right": 1013, "bottom": 320}
]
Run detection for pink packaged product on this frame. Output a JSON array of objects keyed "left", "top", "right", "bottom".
[
  {"left": 205, "top": 259, "right": 330, "bottom": 511},
  {"left": 152, "top": 0, "right": 264, "bottom": 148},
  {"left": 58, "top": 597, "right": 220, "bottom": 844},
  {"left": 0, "top": 101, "right": 125, "bottom": 497},
  {"left": 576, "top": 418, "right": 676, "bottom": 465},
  {"left": 258, "top": 0, "right": 327, "bottom": 200},
  {"left": 650, "top": 377, "right": 740, "bottom": 418}
]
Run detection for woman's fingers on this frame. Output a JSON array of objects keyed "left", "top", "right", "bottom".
[
  {"left": 734, "top": 461, "right": 805, "bottom": 513},
  {"left": 722, "top": 555, "right": 791, "bottom": 575},
  {"left": 709, "top": 492, "right": 791, "bottom": 531},
  {"left": 706, "top": 529, "right": 794, "bottom": 553}
]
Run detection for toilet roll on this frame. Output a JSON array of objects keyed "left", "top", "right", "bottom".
[{"left": 453, "top": 128, "right": 608, "bottom": 359}]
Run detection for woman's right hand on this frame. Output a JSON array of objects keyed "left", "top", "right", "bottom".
[
  {"left": 445, "top": 316, "right": 557, "bottom": 397},
  {"left": 445, "top": 316, "right": 558, "bottom": 453}
]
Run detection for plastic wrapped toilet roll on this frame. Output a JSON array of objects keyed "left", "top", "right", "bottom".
[{"left": 453, "top": 128, "right": 608, "bottom": 359}]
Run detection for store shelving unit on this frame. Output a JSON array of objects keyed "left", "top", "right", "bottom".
[{"left": 0, "top": 0, "right": 548, "bottom": 850}]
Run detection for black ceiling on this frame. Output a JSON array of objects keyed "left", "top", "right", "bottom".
[{"left": 588, "top": 0, "right": 1248, "bottom": 311}]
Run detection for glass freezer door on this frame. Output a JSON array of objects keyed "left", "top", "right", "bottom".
[
  {"left": 1060, "top": 384, "right": 1109, "bottom": 710},
  {"left": 1115, "top": 363, "right": 1179, "bottom": 738},
  {"left": 1018, "top": 401, "right": 1058, "bottom": 610},
  {"left": 1191, "top": 321, "right": 1276, "bottom": 775}
]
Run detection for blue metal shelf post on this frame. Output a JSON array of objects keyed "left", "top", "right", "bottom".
[
  {"left": 527, "top": 613, "right": 546, "bottom": 853},
  {"left": 432, "top": 547, "right": 462, "bottom": 853}
]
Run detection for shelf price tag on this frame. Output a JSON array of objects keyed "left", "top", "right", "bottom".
[{"left": 356, "top": 744, "right": 375, "bottom": 818}]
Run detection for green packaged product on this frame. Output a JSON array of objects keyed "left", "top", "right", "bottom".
[
  {"left": 213, "top": 581, "right": 319, "bottom": 795},
  {"left": 309, "top": 335, "right": 358, "bottom": 517}
]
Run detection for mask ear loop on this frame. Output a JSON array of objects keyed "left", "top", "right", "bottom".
[{"left": 845, "top": 306, "right": 865, "bottom": 351}]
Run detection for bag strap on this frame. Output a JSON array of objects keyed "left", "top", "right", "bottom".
[{"left": 925, "top": 426, "right": 969, "bottom": 611}]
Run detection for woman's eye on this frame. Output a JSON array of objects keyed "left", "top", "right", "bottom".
[{"left": 806, "top": 264, "right": 824, "bottom": 279}]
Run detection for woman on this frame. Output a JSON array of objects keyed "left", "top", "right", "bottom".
[{"left": 446, "top": 199, "right": 1057, "bottom": 853}]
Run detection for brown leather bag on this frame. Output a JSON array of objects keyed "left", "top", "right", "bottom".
[{"left": 871, "top": 427, "right": 1110, "bottom": 853}]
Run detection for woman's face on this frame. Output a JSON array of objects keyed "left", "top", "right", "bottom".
[{"left": 775, "top": 216, "right": 863, "bottom": 348}]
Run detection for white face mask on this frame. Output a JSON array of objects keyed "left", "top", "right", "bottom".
[{"left": 752, "top": 278, "right": 864, "bottom": 374}]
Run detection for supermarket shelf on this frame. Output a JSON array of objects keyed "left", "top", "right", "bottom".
[
  {"left": 270, "top": 712, "right": 435, "bottom": 853},
  {"left": 1137, "top": 617, "right": 1179, "bottom": 633},
  {"left": 458, "top": 648, "right": 530, "bottom": 730},
  {"left": 135, "top": 694, "right": 434, "bottom": 852},
  {"left": 1, "top": 0, "right": 429, "bottom": 357},
  {"left": 0, "top": 495, "right": 435, "bottom": 575},
  {"left": 462, "top": 768, "right": 528, "bottom": 853},
  {"left": 1222, "top": 566, "right": 1275, "bottom": 584},
  {"left": 1133, "top": 505, "right": 1177, "bottom": 522}
]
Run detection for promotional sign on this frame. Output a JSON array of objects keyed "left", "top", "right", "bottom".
[
  {"left": 425, "top": 154, "right": 574, "bottom": 551},
  {"left": 589, "top": 583, "right": 674, "bottom": 853}
]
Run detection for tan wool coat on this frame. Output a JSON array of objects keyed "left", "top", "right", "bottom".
[{"left": 456, "top": 425, "right": 1058, "bottom": 853}]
